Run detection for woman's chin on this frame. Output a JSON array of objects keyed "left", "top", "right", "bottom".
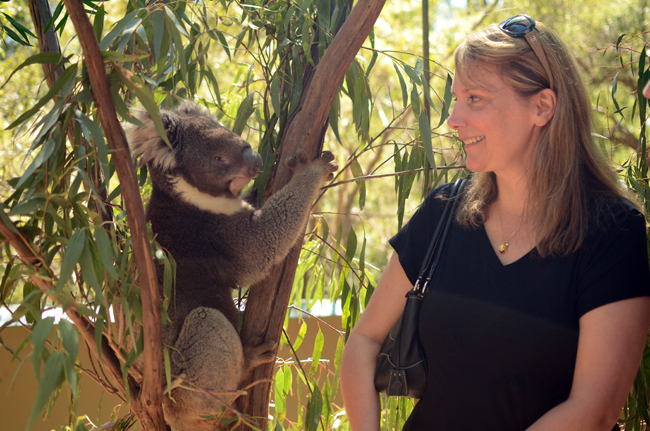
[{"left": 464, "top": 158, "right": 486, "bottom": 173}]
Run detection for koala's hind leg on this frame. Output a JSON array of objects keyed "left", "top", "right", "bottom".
[{"left": 163, "top": 307, "right": 243, "bottom": 431}]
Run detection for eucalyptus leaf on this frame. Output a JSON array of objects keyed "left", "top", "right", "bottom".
[
  {"left": 115, "top": 67, "right": 170, "bottom": 147},
  {"left": 98, "top": 9, "right": 142, "bottom": 51},
  {"left": 350, "top": 158, "right": 366, "bottom": 210},
  {"left": 55, "top": 230, "right": 86, "bottom": 293},
  {"left": 76, "top": 110, "right": 108, "bottom": 167},
  {"left": 309, "top": 329, "right": 324, "bottom": 378},
  {"left": 30, "top": 317, "right": 55, "bottom": 381},
  {"left": 344, "top": 226, "right": 357, "bottom": 264},
  {"left": 393, "top": 63, "right": 409, "bottom": 108},
  {"left": 26, "top": 351, "right": 65, "bottom": 431},
  {"left": 419, "top": 111, "right": 435, "bottom": 168},
  {"left": 232, "top": 94, "right": 255, "bottom": 136},
  {"left": 402, "top": 63, "right": 422, "bottom": 85},
  {"left": 14, "top": 139, "right": 57, "bottom": 190},
  {"left": 78, "top": 243, "right": 105, "bottom": 307},
  {"left": 94, "top": 228, "right": 118, "bottom": 279},
  {"left": 305, "top": 384, "right": 322, "bottom": 431},
  {"left": 58, "top": 320, "right": 79, "bottom": 361},
  {"left": 437, "top": 73, "right": 453, "bottom": 128},
  {"left": 1, "top": 53, "right": 65, "bottom": 90},
  {"left": 6, "top": 65, "right": 78, "bottom": 130},
  {"left": 151, "top": 10, "right": 164, "bottom": 62}
]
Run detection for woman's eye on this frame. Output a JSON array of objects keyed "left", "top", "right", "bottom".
[{"left": 469, "top": 95, "right": 481, "bottom": 102}]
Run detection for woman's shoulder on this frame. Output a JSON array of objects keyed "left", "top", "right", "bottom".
[
  {"left": 589, "top": 193, "right": 645, "bottom": 231},
  {"left": 424, "top": 181, "right": 464, "bottom": 204}
]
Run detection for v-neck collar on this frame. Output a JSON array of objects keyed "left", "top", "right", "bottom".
[{"left": 478, "top": 225, "right": 536, "bottom": 268}]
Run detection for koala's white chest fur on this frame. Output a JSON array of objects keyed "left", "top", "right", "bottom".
[{"left": 171, "top": 176, "right": 253, "bottom": 215}]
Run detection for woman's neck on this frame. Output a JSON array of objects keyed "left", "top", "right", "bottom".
[{"left": 494, "top": 173, "right": 530, "bottom": 217}]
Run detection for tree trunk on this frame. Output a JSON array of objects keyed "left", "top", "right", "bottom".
[{"left": 237, "top": 0, "right": 386, "bottom": 426}]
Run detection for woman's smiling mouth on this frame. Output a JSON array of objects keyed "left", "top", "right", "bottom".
[{"left": 463, "top": 136, "right": 485, "bottom": 146}]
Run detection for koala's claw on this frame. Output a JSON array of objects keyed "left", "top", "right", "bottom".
[
  {"left": 243, "top": 337, "right": 277, "bottom": 370},
  {"left": 320, "top": 151, "right": 335, "bottom": 163},
  {"left": 286, "top": 149, "right": 336, "bottom": 168},
  {"left": 285, "top": 149, "right": 310, "bottom": 170},
  {"left": 317, "top": 151, "right": 338, "bottom": 181}
]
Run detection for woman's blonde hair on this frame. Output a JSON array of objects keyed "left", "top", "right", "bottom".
[{"left": 454, "top": 20, "right": 634, "bottom": 257}]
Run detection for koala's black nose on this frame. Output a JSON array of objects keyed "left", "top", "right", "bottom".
[{"left": 242, "top": 147, "right": 263, "bottom": 177}]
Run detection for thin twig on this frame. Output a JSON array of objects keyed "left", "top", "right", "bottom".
[{"left": 322, "top": 165, "right": 465, "bottom": 189}]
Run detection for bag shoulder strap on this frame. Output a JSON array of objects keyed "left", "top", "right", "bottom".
[{"left": 413, "top": 178, "right": 466, "bottom": 296}]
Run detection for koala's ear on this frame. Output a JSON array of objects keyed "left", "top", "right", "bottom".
[{"left": 125, "top": 110, "right": 178, "bottom": 171}]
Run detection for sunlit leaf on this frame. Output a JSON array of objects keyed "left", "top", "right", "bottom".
[
  {"left": 309, "top": 329, "right": 324, "bottom": 378},
  {"left": 98, "top": 9, "right": 142, "bottom": 51},
  {"left": 293, "top": 320, "right": 307, "bottom": 351},
  {"left": 100, "top": 51, "right": 149, "bottom": 62}
]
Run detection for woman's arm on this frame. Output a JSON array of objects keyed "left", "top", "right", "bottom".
[
  {"left": 526, "top": 296, "right": 650, "bottom": 431},
  {"left": 340, "top": 252, "right": 414, "bottom": 431}
]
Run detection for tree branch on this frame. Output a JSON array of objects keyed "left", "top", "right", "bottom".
[
  {"left": 60, "top": 1, "right": 166, "bottom": 429},
  {"left": 28, "top": 0, "right": 64, "bottom": 88}
]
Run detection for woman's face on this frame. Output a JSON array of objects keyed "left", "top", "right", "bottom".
[{"left": 447, "top": 65, "right": 543, "bottom": 179}]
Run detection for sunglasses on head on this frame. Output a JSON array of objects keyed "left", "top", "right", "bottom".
[{"left": 499, "top": 14, "right": 554, "bottom": 89}]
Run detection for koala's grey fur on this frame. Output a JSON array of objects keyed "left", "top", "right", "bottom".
[{"left": 124, "top": 102, "right": 337, "bottom": 431}]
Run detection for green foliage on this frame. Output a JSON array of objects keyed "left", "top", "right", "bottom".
[
  {"left": 2, "top": 0, "right": 649, "bottom": 430},
  {"left": 609, "top": 32, "right": 650, "bottom": 431}
]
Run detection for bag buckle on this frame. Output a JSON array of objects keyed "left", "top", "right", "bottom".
[{"left": 387, "top": 369, "right": 409, "bottom": 396}]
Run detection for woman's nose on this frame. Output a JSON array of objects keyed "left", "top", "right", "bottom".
[{"left": 447, "top": 106, "right": 465, "bottom": 130}]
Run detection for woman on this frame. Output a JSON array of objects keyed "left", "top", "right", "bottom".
[{"left": 340, "top": 15, "right": 650, "bottom": 431}]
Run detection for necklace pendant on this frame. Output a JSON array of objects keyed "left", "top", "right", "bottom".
[{"left": 498, "top": 242, "right": 508, "bottom": 253}]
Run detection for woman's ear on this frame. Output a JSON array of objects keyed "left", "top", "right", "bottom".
[{"left": 533, "top": 88, "right": 557, "bottom": 127}]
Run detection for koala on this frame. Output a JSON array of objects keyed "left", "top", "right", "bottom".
[{"left": 124, "top": 102, "right": 337, "bottom": 431}]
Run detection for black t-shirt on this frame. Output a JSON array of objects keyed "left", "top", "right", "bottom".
[{"left": 389, "top": 183, "right": 650, "bottom": 431}]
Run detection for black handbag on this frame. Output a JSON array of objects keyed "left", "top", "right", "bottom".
[{"left": 374, "top": 179, "right": 465, "bottom": 398}]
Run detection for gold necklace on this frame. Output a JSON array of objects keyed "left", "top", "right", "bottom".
[
  {"left": 497, "top": 207, "right": 523, "bottom": 254},
  {"left": 498, "top": 228, "right": 519, "bottom": 254}
]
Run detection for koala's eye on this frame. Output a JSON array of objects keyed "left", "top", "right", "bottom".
[{"left": 213, "top": 156, "right": 224, "bottom": 162}]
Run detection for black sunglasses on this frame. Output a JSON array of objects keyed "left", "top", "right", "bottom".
[{"left": 499, "top": 15, "right": 554, "bottom": 89}]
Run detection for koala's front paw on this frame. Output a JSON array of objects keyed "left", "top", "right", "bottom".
[
  {"left": 316, "top": 151, "right": 338, "bottom": 182},
  {"left": 286, "top": 149, "right": 338, "bottom": 182}
]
